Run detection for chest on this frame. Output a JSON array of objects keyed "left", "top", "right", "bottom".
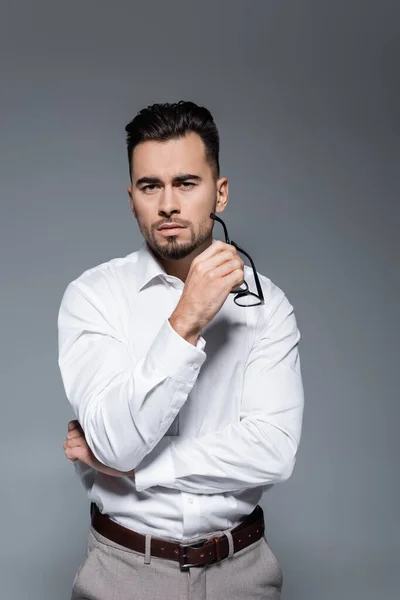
[{"left": 119, "top": 281, "right": 256, "bottom": 435}]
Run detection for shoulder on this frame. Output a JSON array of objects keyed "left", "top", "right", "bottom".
[
  {"left": 73, "top": 250, "right": 139, "bottom": 288},
  {"left": 243, "top": 265, "right": 297, "bottom": 331},
  {"left": 244, "top": 265, "right": 292, "bottom": 310},
  {"left": 59, "top": 250, "right": 140, "bottom": 310}
]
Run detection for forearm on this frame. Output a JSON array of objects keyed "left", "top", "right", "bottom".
[
  {"left": 134, "top": 395, "right": 304, "bottom": 494},
  {"left": 58, "top": 282, "right": 207, "bottom": 473},
  {"left": 135, "top": 291, "right": 304, "bottom": 494}
]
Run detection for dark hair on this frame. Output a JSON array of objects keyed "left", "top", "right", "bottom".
[{"left": 124, "top": 101, "right": 220, "bottom": 181}]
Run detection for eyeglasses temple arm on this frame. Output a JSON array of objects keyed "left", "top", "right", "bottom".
[
  {"left": 231, "top": 242, "right": 265, "bottom": 302},
  {"left": 210, "top": 213, "right": 264, "bottom": 304},
  {"left": 210, "top": 213, "right": 230, "bottom": 244}
]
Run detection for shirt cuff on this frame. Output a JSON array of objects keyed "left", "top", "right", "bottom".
[
  {"left": 134, "top": 436, "right": 176, "bottom": 492},
  {"left": 148, "top": 319, "right": 207, "bottom": 384}
]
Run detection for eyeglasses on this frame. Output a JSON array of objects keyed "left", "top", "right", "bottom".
[{"left": 210, "top": 213, "right": 265, "bottom": 307}]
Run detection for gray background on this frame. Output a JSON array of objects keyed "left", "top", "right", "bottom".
[{"left": 1, "top": 1, "right": 398, "bottom": 599}]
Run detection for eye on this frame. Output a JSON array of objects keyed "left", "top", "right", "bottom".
[
  {"left": 142, "top": 184, "right": 159, "bottom": 193},
  {"left": 179, "top": 182, "right": 195, "bottom": 189}
]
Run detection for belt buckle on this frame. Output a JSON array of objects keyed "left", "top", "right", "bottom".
[{"left": 178, "top": 537, "right": 209, "bottom": 569}]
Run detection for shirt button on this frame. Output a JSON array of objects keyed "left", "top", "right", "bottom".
[
  {"left": 192, "top": 364, "right": 199, "bottom": 370},
  {"left": 188, "top": 497, "right": 193, "bottom": 504}
]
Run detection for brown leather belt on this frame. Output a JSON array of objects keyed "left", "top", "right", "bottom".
[{"left": 90, "top": 502, "right": 265, "bottom": 569}]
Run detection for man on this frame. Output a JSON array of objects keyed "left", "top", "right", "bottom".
[{"left": 58, "top": 101, "right": 304, "bottom": 600}]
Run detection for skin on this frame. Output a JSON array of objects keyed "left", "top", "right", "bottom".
[
  {"left": 63, "top": 131, "right": 245, "bottom": 477},
  {"left": 128, "top": 131, "right": 228, "bottom": 282}
]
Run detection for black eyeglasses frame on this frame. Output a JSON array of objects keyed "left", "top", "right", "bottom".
[{"left": 210, "top": 213, "right": 265, "bottom": 307}]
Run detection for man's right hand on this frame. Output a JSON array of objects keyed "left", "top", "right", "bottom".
[{"left": 169, "top": 240, "right": 244, "bottom": 344}]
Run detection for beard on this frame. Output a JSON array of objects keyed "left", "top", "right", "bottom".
[{"left": 138, "top": 213, "right": 213, "bottom": 261}]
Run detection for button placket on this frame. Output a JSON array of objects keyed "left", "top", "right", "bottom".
[{"left": 182, "top": 492, "right": 201, "bottom": 539}]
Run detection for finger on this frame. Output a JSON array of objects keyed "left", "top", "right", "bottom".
[
  {"left": 68, "top": 420, "right": 80, "bottom": 431},
  {"left": 65, "top": 446, "right": 96, "bottom": 466},
  {"left": 64, "top": 447, "right": 79, "bottom": 462},
  {"left": 64, "top": 437, "right": 86, "bottom": 449},
  {"left": 66, "top": 428, "right": 84, "bottom": 440},
  {"left": 222, "top": 268, "right": 245, "bottom": 290},
  {"left": 206, "top": 249, "right": 239, "bottom": 271},
  {"left": 194, "top": 240, "right": 232, "bottom": 264},
  {"left": 210, "top": 257, "right": 244, "bottom": 280},
  {"left": 194, "top": 249, "right": 238, "bottom": 277}
]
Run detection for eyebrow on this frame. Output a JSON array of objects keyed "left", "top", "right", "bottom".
[{"left": 135, "top": 173, "right": 202, "bottom": 187}]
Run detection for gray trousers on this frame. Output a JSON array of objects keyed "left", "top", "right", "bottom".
[{"left": 71, "top": 523, "right": 283, "bottom": 599}]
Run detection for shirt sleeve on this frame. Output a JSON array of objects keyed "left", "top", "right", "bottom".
[
  {"left": 58, "top": 281, "right": 206, "bottom": 473},
  {"left": 134, "top": 290, "right": 304, "bottom": 494}
]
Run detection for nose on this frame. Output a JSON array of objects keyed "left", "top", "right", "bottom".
[{"left": 158, "top": 185, "right": 181, "bottom": 217}]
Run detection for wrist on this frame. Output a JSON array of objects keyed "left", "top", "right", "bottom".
[{"left": 169, "top": 312, "right": 201, "bottom": 346}]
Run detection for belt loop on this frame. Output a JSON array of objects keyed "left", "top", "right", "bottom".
[
  {"left": 223, "top": 530, "right": 235, "bottom": 558},
  {"left": 144, "top": 534, "right": 152, "bottom": 564}
]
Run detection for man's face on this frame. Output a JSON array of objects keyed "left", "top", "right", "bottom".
[{"left": 128, "top": 132, "right": 228, "bottom": 261}]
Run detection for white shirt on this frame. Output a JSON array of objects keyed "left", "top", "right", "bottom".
[{"left": 58, "top": 240, "right": 304, "bottom": 541}]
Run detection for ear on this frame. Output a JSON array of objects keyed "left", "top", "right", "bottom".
[
  {"left": 215, "top": 177, "right": 229, "bottom": 213},
  {"left": 127, "top": 186, "right": 137, "bottom": 219}
]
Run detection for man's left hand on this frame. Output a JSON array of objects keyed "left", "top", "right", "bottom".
[{"left": 63, "top": 420, "right": 134, "bottom": 478}]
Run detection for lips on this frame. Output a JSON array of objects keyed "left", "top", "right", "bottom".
[{"left": 158, "top": 224, "right": 185, "bottom": 230}]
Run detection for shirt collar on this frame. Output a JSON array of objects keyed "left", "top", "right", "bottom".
[
  {"left": 136, "top": 238, "right": 220, "bottom": 292},
  {"left": 136, "top": 240, "right": 169, "bottom": 292}
]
